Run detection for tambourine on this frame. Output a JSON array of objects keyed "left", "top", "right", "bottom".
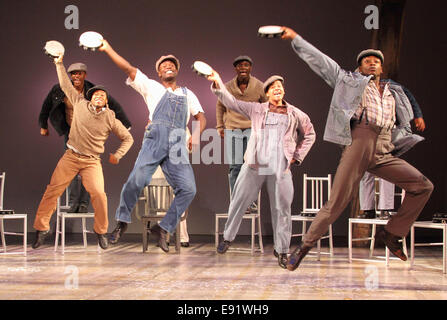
[
  {"left": 191, "top": 61, "right": 213, "bottom": 77},
  {"left": 44, "top": 40, "right": 65, "bottom": 58},
  {"left": 79, "top": 31, "right": 103, "bottom": 51},
  {"left": 257, "top": 25, "right": 284, "bottom": 38}
]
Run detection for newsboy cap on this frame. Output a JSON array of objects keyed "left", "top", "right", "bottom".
[
  {"left": 263, "top": 75, "right": 284, "bottom": 93},
  {"left": 86, "top": 85, "right": 108, "bottom": 101},
  {"left": 67, "top": 62, "right": 88, "bottom": 73},
  {"left": 233, "top": 55, "right": 253, "bottom": 67},
  {"left": 155, "top": 54, "right": 180, "bottom": 72},
  {"left": 357, "top": 49, "right": 384, "bottom": 65}
]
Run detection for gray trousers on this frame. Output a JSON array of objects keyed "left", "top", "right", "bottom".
[
  {"left": 223, "top": 164, "right": 294, "bottom": 254},
  {"left": 359, "top": 171, "right": 395, "bottom": 211},
  {"left": 303, "top": 120, "right": 433, "bottom": 247}
]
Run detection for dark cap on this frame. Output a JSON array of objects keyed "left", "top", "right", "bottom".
[
  {"left": 233, "top": 55, "right": 253, "bottom": 67},
  {"left": 357, "top": 49, "right": 384, "bottom": 65},
  {"left": 86, "top": 85, "right": 108, "bottom": 100},
  {"left": 263, "top": 75, "right": 284, "bottom": 92},
  {"left": 155, "top": 54, "right": 180, "bottom": 72}
]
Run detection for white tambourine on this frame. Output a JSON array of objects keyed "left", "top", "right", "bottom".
[
  {"left": 257, "top": 25, "right": 284, "bottom": 38},
  {"left": 79, "top": 31, "right": 103, "bottom": 51},
  {"left": 191, "top": 61, "right": 213, "bottom": 77},
  {"left": 44, "top": 40, "right": 65, "bottom": 58}
]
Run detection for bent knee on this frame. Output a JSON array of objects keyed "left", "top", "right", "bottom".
[
  {"left": 409, "top": 175, "right": 434, "bottom": 195},
  {"left": 181, "top": 183, "right": 196, "bottom": 198},
  {"left": 421, "top": 176, "right": 434, "bottom": 194}
]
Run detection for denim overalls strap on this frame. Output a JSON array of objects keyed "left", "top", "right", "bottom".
[{"left": 151, "top": 87, "right": 188, "bottom": 129}]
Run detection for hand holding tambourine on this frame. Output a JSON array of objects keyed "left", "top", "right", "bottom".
[
  {"left": 191, "top": 61, "right": 221, "bottom": 84},
  {"left": 44, "top": 40, "right": 64, "bottom": 60},
  {"left": 79, "top": 31, "right": 104, "bottom": 51},
  {"left": 53, "top": 54, "right": 63, "bottom": 64},
  {"left": 98, "top": 39, "right": 110, "bottom": 52},
  {"left": 257, "top": 25, "right": 297, "bottom": 40}
]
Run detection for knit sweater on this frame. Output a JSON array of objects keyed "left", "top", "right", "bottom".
[
  {"left": 216, "top": 75, "right": 267, "bottom": 130},
  {"left": 56, "top": 62, "right": 133, "bottom": 160}
]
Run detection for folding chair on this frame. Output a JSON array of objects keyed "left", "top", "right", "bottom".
[
  {"left": 0, "top": 172, "right": 27, "bottom": 256},
  {"left": 215, "top": 175, "right": 264, "bottom": 255},
  {"left": 349, "top": 179, "right": 407, "bottom": 265},
  {"left": 291, "top": 174, "right": 333, "bottom": 260},
  {"left": 54, "top": 187, "right": 97, "bottom": 254}
]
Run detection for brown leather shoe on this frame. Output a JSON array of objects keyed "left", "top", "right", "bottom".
[
  {"left": 286, "top": 243, "right": 311, "bottom": 271},
  {"left": 150, "top": 224, "right": 169, "bottom": 253},
  {"left": 376, "top": 228, "right": 407, "bottom": 261}
]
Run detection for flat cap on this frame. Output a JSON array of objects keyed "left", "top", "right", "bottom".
[
  {"left": 86, "top": 85, "right": 108, "bottom": 101},
  {"left": 155, "top": 54, "right": 180, "bottom": 72},
  {"left": 263, "top": 75, "right": 284, "bottom": 92},
  {"left": 357, "top": 49, "right": 384, "bottom": 65},
  {"left": 233, "top": 55, "right": 253, "bottom": 67},
  {"left": 67, "top": 62, "right": 87, "bottom": 73}
]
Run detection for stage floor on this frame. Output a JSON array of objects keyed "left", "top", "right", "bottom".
[{"left": 1, "top": 241, "right": 446, "bottom": 300}]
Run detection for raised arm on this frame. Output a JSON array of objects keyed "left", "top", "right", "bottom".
[
  {"left": 99, "top": 39, "right": 137, "bottom": 81},
  {"left": 281, "top": 26, "right": 342, "bottom": 88},
  {"left": 54, "top": 55, "right": 84, "bottom": 106}
]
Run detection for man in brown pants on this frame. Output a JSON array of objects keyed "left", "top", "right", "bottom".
[
  {"left": 279, "top": 27, "right": 434, "bottom": 271},
  {"left": 32, "top": 54, "right": 133, "bottom": 250}
]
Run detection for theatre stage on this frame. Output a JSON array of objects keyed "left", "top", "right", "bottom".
[{"left": 0, "top": 240, "right": 446, "bottom": 300}]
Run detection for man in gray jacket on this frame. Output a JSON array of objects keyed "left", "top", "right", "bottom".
[{"left": 280, "top": 27, "right": 433, "bottom": 271}]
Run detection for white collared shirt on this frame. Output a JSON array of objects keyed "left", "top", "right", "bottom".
[{"left": 126, "top": 69, "right": 204, "bottom": 122}]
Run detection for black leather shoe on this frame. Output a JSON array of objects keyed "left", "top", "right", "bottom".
[
  {"left": 359, "top": 210, "right": 376, "bottom": 219},
  {"left": 286, "top": 243, "right": 311, "bottom": 271},
  {"left": 273, "top": 249, "right": 279, "bottom": 258},
  {"left": 217, "top": 240, "right": 231, "bottom": 254},
  {"left": 77, "top": 204, "right": 89, "bottom": 213},
  {"left": 376, "top": 228, "right": 407, "bottom": 261},
  {"left": 181, "top": 242, "right": 190, "bottom": 248},
  {"left": 32, "top": 230, "right": 50, "bottom": 249},
  {"left": 95, "top": 231, "right": 109, "bottom": 250},
  {"left": 109, "top": 221, "right": 128, "bottom": 244},
  {"left": 150, "top": 224, "right": 169, "bottom": 253},
  {"left": 68, "top": 204, "right": 79, "bottom": 213},
  {"left": 278, "top": 253, "right": 288, "bottom": 269}
]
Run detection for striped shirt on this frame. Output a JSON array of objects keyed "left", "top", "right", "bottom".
[{"left": 354, "top": 80, "right": 395, "bottom": 129}]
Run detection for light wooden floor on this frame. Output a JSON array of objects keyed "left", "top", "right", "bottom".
[{"left": 1, "top": 240, "right": 446, "bottom": 300}]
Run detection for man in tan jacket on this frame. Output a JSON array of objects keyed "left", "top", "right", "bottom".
[{"left": 32, "top": 54, "right": 134, "bottom": 250}]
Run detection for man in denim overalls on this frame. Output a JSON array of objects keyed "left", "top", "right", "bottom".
[{"left": 100, "top": 40, "right": 207, "bottom": 252}]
